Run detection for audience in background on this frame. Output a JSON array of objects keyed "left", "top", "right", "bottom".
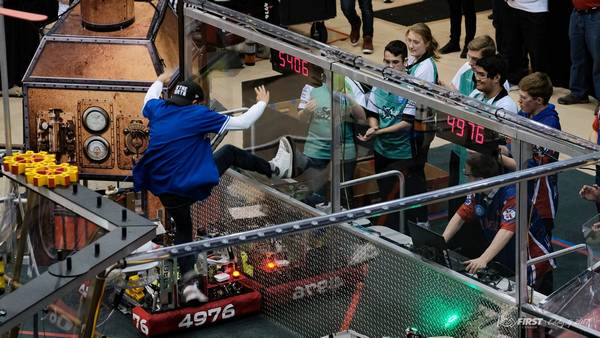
[
  {"left": 403, "top": 23, "right": 440, "bottom": 224},
  {"left": 502, "top": 0, "right": 549, "bottom": 86},
  {"left": 515, "top": 72, "right": 561, "bottom": 294},
  {"left": 448, "top": 35, "right": 502, "bottom": 214},
  {"left": 358, "top": 40, "right": 415, "bottom": 229},
  {"left": 558, "top": 0, "right": 600, "bottom": 105},
  {"left": 341, "top": 0, "right": 375, "bottom": 54},
  {"left": 547, "top": 0, "right": 573, "bottom": 89},
  {"left": 440, "top": 0, "right": 476, "bottom": 59},
  {"left": 469, "top": 55, "right": 518, "bottom": 113}
]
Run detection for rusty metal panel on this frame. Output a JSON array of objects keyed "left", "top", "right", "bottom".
[
  {"left": 154, "top": 6, "right": 179, "bottom": 71},
  {"left": 29, "top": 41, "right": 157, "bottom": 82},
  {"left": 53, "top": 2, "right": 156, "bottom": 38},
  {"left": 26, "top": 87, "right": 148, "bottom": 177},
  {"left": 75, "top": 99, "right": 116, "bottom": 169},
  {"left": 81, "top": 0, "right": 135, "bottom": 29}
]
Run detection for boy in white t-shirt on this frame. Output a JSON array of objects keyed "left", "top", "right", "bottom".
[{"left": 469, "top": 55, "right": 518, "bottom": 114}]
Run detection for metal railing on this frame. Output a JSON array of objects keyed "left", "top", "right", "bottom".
[
  {"left": 527, "top": 243, "right": 593, "bottom": 268},
  {"left": 126, "top": 150, "right": 600, "bottom": 265},
  {"left": 211, "top": 107, "right": 248, "bottom": 149},
  {"left": 340, "top": 170, "right": 405, "bottom": 232}
]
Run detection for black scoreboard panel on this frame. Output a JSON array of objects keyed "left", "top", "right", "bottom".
[{"left": 435, "top": 110, "right": 505, "bottom": 155}]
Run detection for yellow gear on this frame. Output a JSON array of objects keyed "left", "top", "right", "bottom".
[
  {"left": 2, "top": 151, "right": 78, "bottom": 188},
  {"left": 2, "top": 151, "right": 55, "bottom": 175}
]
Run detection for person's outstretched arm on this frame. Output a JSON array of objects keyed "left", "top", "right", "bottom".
[
  {"left": 226, "top": 85, "right": 270, "bottom": 130},
  {"left": 142, "top": 71, "right": 172, "bottom": 117}
]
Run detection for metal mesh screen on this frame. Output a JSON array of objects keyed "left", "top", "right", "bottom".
[
  {"left": 191, "top": 172, "right": 317, "bottom": 236},
  {"left": 191, "top": 172, "right": 518, "bottom": 337}
]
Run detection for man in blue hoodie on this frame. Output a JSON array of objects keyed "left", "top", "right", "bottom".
[{"left": 516, "top": 71, "right": 560, "bottom": 294}]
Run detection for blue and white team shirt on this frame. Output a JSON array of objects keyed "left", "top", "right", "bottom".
[{"left": 133, "top": 99, "right": 229, "bottom": 201}]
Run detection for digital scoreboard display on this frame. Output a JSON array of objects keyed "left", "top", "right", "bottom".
[
  {"left": 435, "top": 111, "right": 504, "bottom": 154},
  {"left": 271, "top": 50, "right": 309, "bottom": 77}
]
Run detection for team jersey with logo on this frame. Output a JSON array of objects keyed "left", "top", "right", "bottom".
[
  {"left": 366, "top": 87, "right": 412, "bottom": 159},
  {"left": 302, "top": 85, "right": 356, "bottom": 160},
  {"left": 457, "top": 184, "right": 552, "bottom": 284},
  {"left": 133, "top": 99, "right": 229, "bottom": 201}
]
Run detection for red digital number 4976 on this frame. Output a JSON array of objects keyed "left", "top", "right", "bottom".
[{"left": 447, "top": 116, "right": 485, "bottom": 145}]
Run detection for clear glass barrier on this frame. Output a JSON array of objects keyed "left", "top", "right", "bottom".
[
  {"left": 184, "top": 17, "right": 335, "bottom": 205},
  {"left": 0, "top": 187, "right": 109, "bottom": 336}
]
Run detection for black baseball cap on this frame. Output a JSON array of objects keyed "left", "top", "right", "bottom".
[{"left": 166, "top": 79, "right": 204, "bottom": 106}]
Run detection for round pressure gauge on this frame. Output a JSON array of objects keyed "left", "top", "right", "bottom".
[
  {"left": 84, "top": 136, "right": 110, "bottom": 162},
  {"left": 82, "top": 107, "right": 109, "bottom": 133}
]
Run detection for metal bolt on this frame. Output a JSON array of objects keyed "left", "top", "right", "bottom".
[
  {"left": 121, "top": 209, "right": 127, "bottom": 221},
  {"left": 121, "top": 227, "right": 127, "bottom": 240},
  {"left": 72, "top": 184, "right": 78, "bottom": 194},
  {"left": 66, "top": 257, "right": 72, "bottom": 271},
  {"left": 96, "top": 196, "right": 102, "bottom": 208},
  {"left": 94, "top": 243, "right": 100, "bottom": 257}
]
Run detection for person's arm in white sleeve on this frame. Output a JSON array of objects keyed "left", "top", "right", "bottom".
[
  {"left": 144, "top": 81, "right": 163, "bottom": 104},
  {"left": 226, "top": 101, "right": 267, "bottom": 130},
  {"left": 225, "top": 85, "right": 270, "bottom": 130},
  {"left": 142, "top": 71, "right": 172, "bottom": 117}
]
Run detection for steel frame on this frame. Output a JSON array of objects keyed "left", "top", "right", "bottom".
[
  {"left": 180, "top": 3, "right": 600, "bottom": 336},
  {"left": 0, "top": 171, "right": 156, "bottom": 334}
]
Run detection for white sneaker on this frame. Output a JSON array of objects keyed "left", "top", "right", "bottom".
[
  {"left": 269, "top": 137, "right": 293, "bottom": 179},
  {"left": 183, "top": 283, "right": 208, "bottom": 303}
]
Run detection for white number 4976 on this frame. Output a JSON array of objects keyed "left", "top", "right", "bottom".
[{"left": 178, "top": 304, "right": 236, "bottom": 329}]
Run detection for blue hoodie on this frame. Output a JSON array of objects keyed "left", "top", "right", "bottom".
[{"left": 519, "top": 103, "right": 561, "bottom": 131}]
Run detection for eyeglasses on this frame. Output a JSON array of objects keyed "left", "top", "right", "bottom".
[
  {"left": 383, "top": 59, "right": 402, "bottom": 65},
  {"left": 474, "top": 71, "right": 488, "bottom": 79}
]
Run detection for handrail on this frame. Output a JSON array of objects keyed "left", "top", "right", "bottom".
[
  {"left": 211, "top": 107, "right": 248, "bottom": 150},
  {"left": 340, "top": 170, "right": 406, "bottom": 232},
  {"left": 527, "top": 243, "right": 592, "bottom": 267},
  {"left": 126, "top": 150, "right": 600, "bottom": 264}
]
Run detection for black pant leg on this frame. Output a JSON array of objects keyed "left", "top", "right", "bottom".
[
  {"left": 492, "top": 0, "right": 506, "bottom": 54},
  {"left": 213, "top": 144, "right": 272, "bottom": 177},
  {"left": 521, "top": 11, "right": 549, "bottom": 74},
  {"left": 462, "top": 0, "right": 476, "bottom": 44},
  {"left": 503, "top": 6, "right": 529, "bottom": 84},
  {"left": 447, "top": 0, "right": 462, "bottom": 43},
  {"left": 159, "top": 194, "right": 195, "bottom": 276}
]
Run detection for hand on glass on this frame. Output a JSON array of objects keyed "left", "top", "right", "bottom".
[
  {"left": 255, "top": 85, "right": 270, "bottom": 104},
  {"left": 580, "top": 184, "right": 600, "bottom": 202},
  {"left": 464, "top": 256, "right": 489, "bottom": 274},
  {"left": 357, "top": 127, "right": 378, "bottom": 141}
]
